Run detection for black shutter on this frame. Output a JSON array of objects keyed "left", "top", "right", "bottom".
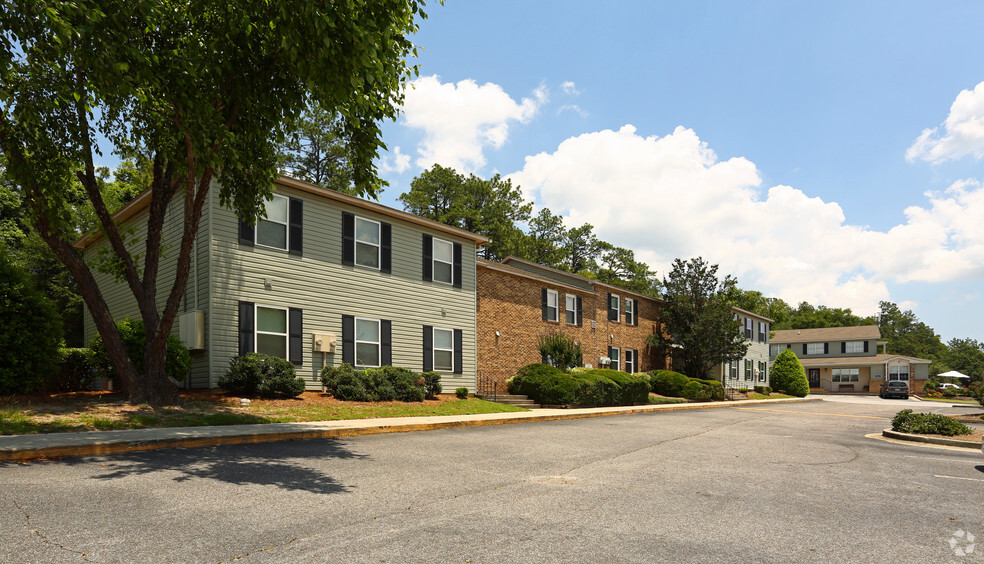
[
  {"left": 380, "top": 222, "right": 392, "bottom": 273},
  {"left": 289, "top": 308, "right": 303, "bottom": 365},
  {"left": 541, "top": 288, "right": 548, "bottom": 321},
  {"left": 824, "top": 343, "right": 829, "bottom": 355},
  {"left": 381, "top": 320, "right": 392, "bottom": 366},
  {"left": 342, "top": 212, "right": 355, "bottom": 266},
  {"left": 288, "top": 197, "right": 303, "bottom": 256},
  {"left": 864, "top": 341, "right": 869, "bottom": 353},
  {"left": 423, "top": 325, "right": 433, "bottom": 371},
  {"left": 341, "top": 315, "right": 354, "bottom": 365},
  {"left": 635, "top": 349, "right": 640, "bottom": 372},
  {"left": 634, "top": 302, "right": 639, "bottom": 326},
  {"left": 238, "top": 301, "right": 254, "bottom": 355},
  {"left": 841, "top": 342, "right": 846, "bottom": 354},
  {"left": 803, "top": 343, "right": 808, "bottom": 355},
  {"left": 452, "top": 242, "right": 462, "bottom": 288},
  {"left": 238, "top": 217, "right": 254, "bottom": 246},
  {"left": 422, "top": 234, "right": 433, "bottom": 281},
  {"left": 454, "top": 329, "right": 463, "bottom": 374},
  {"left": 576, "top": 296, "right": 583, "bottom": 326}
]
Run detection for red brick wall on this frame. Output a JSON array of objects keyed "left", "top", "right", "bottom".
[{"left": 477, "top": 266, "right": 667, "bottom": 386}]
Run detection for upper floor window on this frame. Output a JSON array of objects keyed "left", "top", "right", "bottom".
[
  {"left": 625, "top": 298, "right": 636, "bottom": 325},
  {"left": 608, "top": 293, "right": 620, "bottom": 321},
  {"left": 257, "top": 194, "right": 289, "bottom": 250},
  {"left": 432, "top": 238, "right": 454, "bottom": 284},
  {"left": 844, "top": 341, "right": 865, "bottom": 353},
  {"left": 544, "top": 289, "right": 559, "bottom": 322},
  {"left": 806, "top": 343, "right": 825, "bottom": 355},
  {"left": 758, "top": 322, "right": 767, "bottom": 343},
  {"left": 565, "top": 295, "right": 577, "bottom": 325},
  {"left": 355, "top": 217, "right": 381, "bottom": 269},
  {"left": 770, "top": 344, "right": 785, "bottom": 356},
  {"left": 744, "top": 318, "right": 753, "bottom": 339}
]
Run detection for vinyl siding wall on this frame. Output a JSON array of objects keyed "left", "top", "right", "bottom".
[
  {"left": 83, "top": 192, "right": 211, "bottom": 386},
  {"left": 720, "top": 315, "right": 771, "bottom": 387},
  {"left": 208, "top": 183, "right": 479, "bottom": 391},
  {"left": 770, "top": 339, "right": 879, "bottom": 359}
]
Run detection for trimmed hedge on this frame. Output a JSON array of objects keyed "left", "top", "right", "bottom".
[
  {"left": 219, "top": 353, "right": 306, "bottom": 398},
  {"left": 754, "top": 385, "right": 772, "bottom": 395},
  {"left": 646, "top": 370, "right": 725, "bottom": 401},
  {"left": 320, "top": 363, "right": 434, "bottom": 402},
  {"left": 507, "top": 363, "right": 649, "bottom": 407},
  {"left": 891, "top": 409, "right": 972, "bottom": 436},
  {"left": 649, "top": 370, "right": 690, "bottom": 397}
]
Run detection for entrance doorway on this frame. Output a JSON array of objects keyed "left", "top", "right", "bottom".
[{"left": 808, "top": 368, "right": 820, "bottom": 388}]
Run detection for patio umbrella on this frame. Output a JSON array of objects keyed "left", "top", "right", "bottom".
[{"left": 938, "top": 370, "right": 970, "bottom": 379}]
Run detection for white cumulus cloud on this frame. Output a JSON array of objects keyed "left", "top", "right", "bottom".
[
  {"left": 377, "top": 146, "right": 411, "bottom": 174},
  {"left": 400, "top": 76, "right": 546, "bottom": 173},
  {"left": 562, "top": 81, "right": 580, "bottom": 96},
  {"left": 906, "top": 81, "right": 984, "bottom": 164},
  {"left": 510, "top": 125, "right": 984, "bottom": 315}
]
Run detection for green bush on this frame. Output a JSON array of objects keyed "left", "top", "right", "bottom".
[
  {"left": 508, "top": 364, "right": 649, "bottom": 407},
  {"left": 537, "top": 332, "right": 583, "bottom": 371},
  {"left": 754, "top": 386, "right": 772, "bottom": 395},
  {"left": 89, "top": 317, "right": 191, "bottom": 388},
  {"left": 219, "top": 353, "right": 306, "bottom": 398},
  {"left": 0, "top": 250, "right": 63, "bottom": 394},
  {"left": 968, "top": 383, "right": 984, "bottom": 409},
  {"left": 891, "top": 409, "right": 972, "bottom": 436},
  {"left": 455, "top": 387, "right": 469, "bottom": 399},
  {"left": 422, "top": 371, "right": 442, "bottom": 399},
  {"left": 680, "top": 380, "right": 711, "bottom": 401},
  {"left": 648, "top": 370, "right": 690, "bottom": 396},
  {"left": 696, "top": 379, "right": 726, "bottom": 401},
  {"left": 770, "top": 349, "right": 810, "bottom": 397},
  {"left": 941, "top": 387, "right": 958, "bottom": 398},
  {"left": 44, "top": 348, "right": 99, "bottom": 392},
  {"left": 320, "top": 363, "right": 428, "bottom": 402}
]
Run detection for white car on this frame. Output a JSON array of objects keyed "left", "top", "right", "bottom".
[{"left": 939, "top": 383, "right": 963, "bottom": 390}]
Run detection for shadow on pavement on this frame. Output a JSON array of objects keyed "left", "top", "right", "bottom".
[
  {"left": 60, "top": 438, "right": 366, "bottom": 495},
  {"left": 975, "top": 465, "right": 984, "bottom": 475}
]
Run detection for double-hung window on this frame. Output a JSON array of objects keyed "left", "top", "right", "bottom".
[
  {"left": 565, "top": 295, "right": 577, "bottom": 325},
  {"left": 744, "top": 359, "right": 753, "bottom": 380},
  {"left": 625, "top": 298, "right": 636, "bottom": 325},
  {"left": 758, "top": 322, "right": 767, "bottom": 343},
  {"left": 544, "top": 289, "right": 559, "bottom": 322},
  {"left": 355, "top": 217, "right": 381, "bottom": 269},
  {"left": 888, "top": 365, "right": 909, "bottom": 381},
  {"left": 255, "top": 305, "right": 288, "bottom": 358},
  {"left": 355, "top": 318, "right": 381, "bottom": 367},
  {"left": 744, "top": 318, "right": 753, "bottom": 339},
  {"left": 625, "top": 349, "right": 635, "bottom": 374},
  {"left": 758, "top": 361, "right": 767, "bottom": 382},
  {"left": 832, "top": 368, "right": 860, "bottom": 383},
  {"left": 806, "top": 343, "right": 825, "bottom": 355},
  {"left": 608, "top": 347, "right": 620, "bottom": 371},
  {"left": 432, "top": 328, "right": 454, "bottom": 372},
  {"left": 256, "top": 194, "right": 289, "bottom": 250},
  {"left": 730, "top": 360, "right": 739, "bottom": 379},
  {"left": 845, "top": 341, "right": 864, "bottom": 353},
  {"left": 609, "top": 293, "right": 620, "bottom": 321},
  {"left": 770, "top": 344, "right": 784, "bottom": 356},
  {"left": 432, "top": 238, "right": 454, "bottom": 284}
]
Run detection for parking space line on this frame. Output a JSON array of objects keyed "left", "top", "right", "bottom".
[
  {"left": 934, "top": 475, "right": 984, "bottom": 482},
  {"left": 734, "top": 407, "right": 889, "bottom": 420}
]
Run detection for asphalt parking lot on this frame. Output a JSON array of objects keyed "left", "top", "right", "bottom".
[{"left": 1, "top": 398, "right": 981, "bottom": 563}]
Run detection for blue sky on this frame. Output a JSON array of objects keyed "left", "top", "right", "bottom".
[{"left": 372, "top": 0, "right": 984, "bottom": 344}]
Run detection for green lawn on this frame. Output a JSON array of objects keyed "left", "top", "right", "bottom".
[
  {"left": 747, "top": 392, "right": 795, "bottom": 400},
  {"left": 918, "top": 396, "right": 980, "bottom": 405},
  {"left": 0, "top": 396, "right": 527, "bottom": 436}
]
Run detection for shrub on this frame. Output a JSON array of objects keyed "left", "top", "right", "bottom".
[
  {"left": 44, "top": 348, "right": 99, "bottom": 392},
  {"left": 508, "top": 363, "right": 564, "bottom": 396},
  {"left": 320, "top": 363, "right": 428, "bottom": 402},
  {"left": 422, "top": 371, "right": 442, "bottom": 399},
  {"left": 696, "top": 379, "right": 725, "bottom": 401},
  {"left": 967, "top": 383, "right": 984, "bottom": 409},
  {"left": 508, "top": 364, "right": 648, "bottom": 407},
  {"left": 537, "top": 332, "right": 583, "bottom": 371},
  {"left": 219, "top": 353, "right": 306, "bottom": 398},
  {"left": 754, "top": 385, "right": 772, "bottom": 395},
  {"left": 770, "top": 349, "right": 810, "bottom": 397},
  {"left": 89, "top": 317, "right": 191, "bottom": 388},
  {"left": 891, "top": 409, "right": 972, "bottom": 436},
  {"left": 648, "top": 370, "right": 690, "bottom": 396},
  {"left": 455, "top": 387, "right": 469, "bottom": 399},
  {"left": 738, "top": 387, "right": 748, "bottom": 394},
  {"left": 941, "top": 387, "right": 958, "bottom": 398},
  {"left": 0, "top": 250, "right": 63, "bottom": 394},
  {"left": 680, "top": 380, "right": 711, "bottom": 401}
]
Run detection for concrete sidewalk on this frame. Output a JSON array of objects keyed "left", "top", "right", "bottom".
[{"left": 0, "top": 397, "right": 821, "bottom": 461}]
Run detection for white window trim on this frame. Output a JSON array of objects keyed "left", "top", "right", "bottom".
[
  {"left": 832, "top": 368, "right": 860, "bottom": 383},
  {"left": 254, "top": 304, "right": 288, "bottom": 359},
  {"left": 625, "top": 349, "right": 635, "bottom": 373},
  {"left": 565, "top": 294, "right": 577, "bottom": 325},
  {"left": 888, "top": 365, "right": 909, "bottom": 381},
  {"left": 354, "top": 216, "right": 381, "bottom": 270},
  {"left": 625, "top": 298, "right": 635, "bottom": 325},
  {"left": 432, "top": 237, "right": 454, "bottom": 285},
  {"left": 432, "top": 327, "right": 454, "bottom": 373},
  {"left": 255, "top": 193, "right": 289, "bottom": 251},
  {"left": 744, "top": 359, "right": 753, "bottom": 380},
  {"left": 806, "top": 342, "right": 824, "bottom": 355},
  {"left": 546, "top": 289, "right": 559, "bottom": 322},
  {"left": 610, "top": 294, "right": 620, "bottom": 321},
  {"left": 845, "top": 341, "right": 864, "bottom": 353},
  {"left": 354, "top": 316, "right": 381, "bottom": 368},
  {"left": 758, "top": 361, "right": 767, "bottom": 382},
  {"left": 609, "top": 347, "right": 620, "bottom": 371}
]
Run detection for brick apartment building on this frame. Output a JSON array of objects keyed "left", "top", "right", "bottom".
[{"left": 477, "top": 257, "right": 668, "bottom": 386}]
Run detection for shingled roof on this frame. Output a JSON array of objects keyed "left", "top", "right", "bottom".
[{"left": 772, "top": 325, "right": 881, "bottom": 343}]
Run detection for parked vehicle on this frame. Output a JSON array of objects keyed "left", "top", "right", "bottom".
[
  {"left": 880, "top": 381, "right": 909, "bottom": 399},
  {"left": 939, "top": 383, "right": 963, "bottom": 391}
]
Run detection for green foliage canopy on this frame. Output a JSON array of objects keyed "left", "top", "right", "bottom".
[{"left": 769, "top": 348, "right": 809, "bottom": 397}]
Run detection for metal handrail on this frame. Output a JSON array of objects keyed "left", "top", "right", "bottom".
[{"left": 477, "top": 369, "right": 498, "bottom": 402}]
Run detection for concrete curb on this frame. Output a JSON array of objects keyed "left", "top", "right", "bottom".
[
  {"left": 0, "top": 396, "right": 821, "bottom": 462},
  {"left": 881, "top": 428, "right": 983, "bottom": 449}
]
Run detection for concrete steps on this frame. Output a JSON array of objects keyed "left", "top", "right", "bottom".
[{"left": 476, "top": 393, "right": 540, "bottom": 409}]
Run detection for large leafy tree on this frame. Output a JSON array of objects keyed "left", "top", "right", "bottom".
[
  {"left": 518, "top": 207, "right": 566, "bottom": 268},
  {"left": 561, "top": 223, "right": 599, "bottom": 274},
  {"left": 876, "top": 301, "right": 946, "bottom": 362},
  {"left": 278, "top": 106, "right": 361, "bottom": 194},
  {"left": 400, "top": 164, "right": 531, "bottom": 260},
  {"left": 647, "top": 257, "right": 748, "bottom": 379},
  {"left": 594, "top": 242, "right": 660, "bottom": 296},
  {"left": 944, "top": 338, "right": 984, "bottom": 383},
  {"left": 0, "top": 0, "right": 427, "bottom": 404},
  {"left": 722, "top": 287, "right": 791, "bottom": 329}
]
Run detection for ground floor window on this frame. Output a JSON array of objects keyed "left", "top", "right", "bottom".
[
  {"left": 256, "top": 305, "right": 288, "bottom": 358},
  {"left": 744, "top": 359, "right": 752, "bottom": 381},
  {"left": 832, "top": 368, "right": 860, "bottom": 383},
  {"left": 625, "top": 349, "right": 635, "bottom": 374},
  {"left": 432, "top": 327, "right": 454, "bottom": 372},
  {"left": 888, "top": 365, "right": 909, "bottom": 381},
  {"left": 729, "top": 360, "right": 739, "bottom": 379},
  {"left": 355, "top": 317, "right": 381, "bottom": 367},
  {"left": 608, "top": 347, "right": 620, "bottom": 371},
  {"left": 758, "top": 361, "right": 767, "bottom": 382}
]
